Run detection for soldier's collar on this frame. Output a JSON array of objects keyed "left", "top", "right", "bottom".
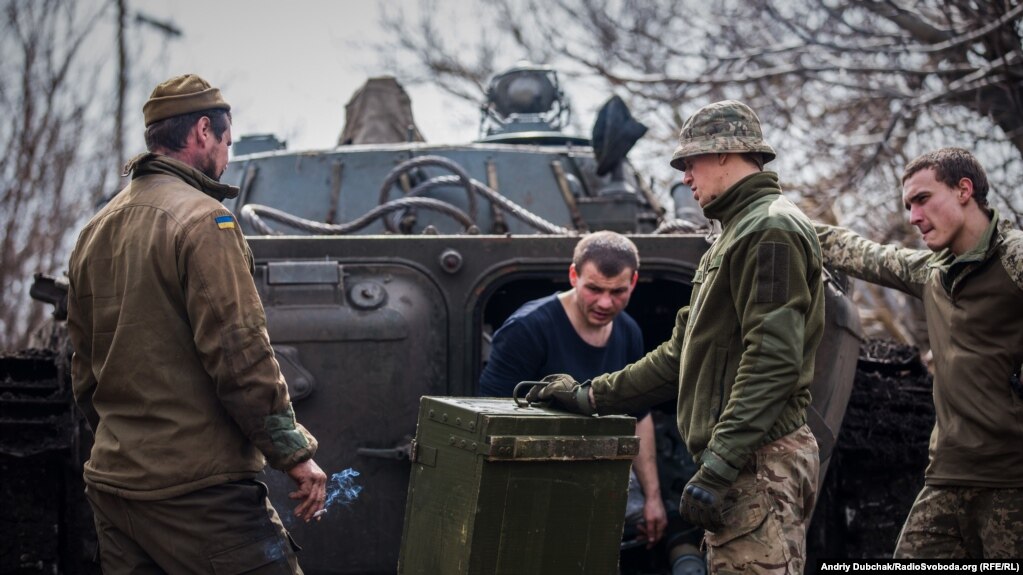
[{"left": 123, "top": 152, "right": 239, "bottom": 201}]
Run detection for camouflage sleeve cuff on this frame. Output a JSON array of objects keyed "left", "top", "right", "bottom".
[
  {"left": 998, "top": 219, "right": 1023, "bottom": 291},
  {"left": 263, "top": 405, "right": 318, "bottom": 470},
  {"left": 700, "top": 448, "right": 742, "bottom": 483}
]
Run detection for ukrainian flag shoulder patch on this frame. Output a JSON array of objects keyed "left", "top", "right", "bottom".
[{"left": 215, "top": 215, "right": 236, "bottom": 230}]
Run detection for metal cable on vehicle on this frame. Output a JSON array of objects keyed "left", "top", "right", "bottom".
[
  {"left": 240, "top": 197, "right": 478, "bottom": 235},
  {"left": 380, "top": 155, "right": 572, "bottom": 235},
  {"left": 410, "top": 175, "right": 572, "bottom": 235},
  {"left": 378, "top": 155, "right": 478, "bottom": 232},
  {"left": 653, "top": 218, "right": 703, "bottom": 234}
]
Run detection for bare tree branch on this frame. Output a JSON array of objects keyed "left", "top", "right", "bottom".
[
  {"left": 382, "top": 0, "right": 1023, "bottom": 339},
  {"left": 0, "top": 0, "right": 112, "bottom": 349}
]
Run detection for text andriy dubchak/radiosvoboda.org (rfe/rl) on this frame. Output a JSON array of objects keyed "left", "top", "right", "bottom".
[{"left": 817, "top": 560, "right": 1021, "bottom": 573}]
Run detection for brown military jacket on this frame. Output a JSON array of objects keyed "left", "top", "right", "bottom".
[
  {"left": 818, "top": 214, "right": 1023, "bottom": 488},
  {"left": 68, "top": 154, "right": 317, "bottom": 500}
]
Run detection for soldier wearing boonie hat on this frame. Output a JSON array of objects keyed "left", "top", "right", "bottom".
[
  {"left": 67, "top": 74, "right": 327, "bottom": 573},
  {"left": 529, "top": 99, "right": 826, "bottom": 574},
  {"left": 665, "top": 100, "right": 823, "bottom": 574},
  {"left": 669, "top": 100, "right": 776, "bottom": 171}
]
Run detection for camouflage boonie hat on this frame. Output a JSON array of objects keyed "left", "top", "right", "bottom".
[{"left": 670, "top": 100, "right": 776, "bottom": 171}]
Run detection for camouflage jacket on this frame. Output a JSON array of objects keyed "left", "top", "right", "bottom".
[
  {"left": 817, "top": 214, "right": 1023, "bottom": 488},
  {"left": 592, "top": 172, "right": 824, "bottom": 482},
  {"left": 67, "top": 154, "right": 317, "bottom": 500}
]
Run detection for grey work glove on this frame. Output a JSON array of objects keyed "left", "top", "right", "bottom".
[
  {"left": 523, "top": 374, "right": 595, "bottom": 415},
  {"left": 680, "top": 465, "right": 732, "bottom": 532}
]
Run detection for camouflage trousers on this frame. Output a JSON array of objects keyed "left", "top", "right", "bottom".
[
  {"left": 704, "top": 425, "right": 819, "bottom": 575},
  {"left": 894, "top": 484, "right": 1023, "bottom": 558}
]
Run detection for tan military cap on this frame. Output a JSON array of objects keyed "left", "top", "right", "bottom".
[{"left": 143, "top": 74, "right": 230, "bottom": 126}]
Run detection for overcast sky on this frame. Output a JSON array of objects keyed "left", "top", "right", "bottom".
[{"left": 122, "top": 0, "right": 482, "bottom": 152}]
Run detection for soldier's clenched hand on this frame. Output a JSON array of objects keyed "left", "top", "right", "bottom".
[
  {"left": 680, "top": 465, "right": 731, "bottom": 532},
  {"left": 524, "top": 374, "right": 595, "bottom": 415}
]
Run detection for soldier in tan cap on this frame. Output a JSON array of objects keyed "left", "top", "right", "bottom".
[
  {"left": 530, "top": 100, "right": 824, "bottom": 574},
  {"left": 67, "top": 74, "right": 327, "bottom": 573}
]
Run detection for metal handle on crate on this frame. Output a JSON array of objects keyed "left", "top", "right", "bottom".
[{"left": 512, "top": 381, "right": 548, "bottom": 407}]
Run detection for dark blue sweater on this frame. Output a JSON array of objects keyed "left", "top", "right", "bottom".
[{"left": 479, "top": 293, "right": 644, "bottom": 406}]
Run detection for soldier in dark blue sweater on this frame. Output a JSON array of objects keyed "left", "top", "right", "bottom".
[{"left": 479, "top": 231, "right": 668, "bottom": 549}]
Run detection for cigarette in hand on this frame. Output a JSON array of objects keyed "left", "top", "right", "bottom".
[{"left": 313, "top": 509, "right": 327, "bottom": 520}]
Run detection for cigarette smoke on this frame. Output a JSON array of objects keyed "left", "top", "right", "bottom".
[{"left": 324, "top": 468, "right": 362, "bottom": 511}]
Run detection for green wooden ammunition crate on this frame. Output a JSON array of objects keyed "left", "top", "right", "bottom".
[{"left": 397, "top": 396, "right": 638, "bottom": 575}]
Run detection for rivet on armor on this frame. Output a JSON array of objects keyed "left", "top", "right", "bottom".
[{"left": 439, "top": 249, "right": 464, "bottom": 274}]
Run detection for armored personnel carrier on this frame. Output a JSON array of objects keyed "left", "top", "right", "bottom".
[
  {"left": 216, "top": 63, "right": 861, "bottom": 574},
  {"left": 6, "top": 64, "right": 861, "bottom": 574}
]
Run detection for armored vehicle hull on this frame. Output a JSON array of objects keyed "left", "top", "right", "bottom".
[
  {"left": 214, "top": 69, "right": 862, "bottom": 563},
  {"left": 234, "top": 230, "right": 858, "bottom": 574}
]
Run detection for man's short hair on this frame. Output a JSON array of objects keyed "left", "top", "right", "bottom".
[
  {"left": 573, "top": 231, "right": 639, "bottom": 277},
  {"left": 902, "top": 147, "right": 990, "bottom": 208},
  {"left": 144, "top": 108, "right": 232, "bottom": 152},
  {"left": 743, "top": 152, "right": 765, "bottom": 171}
]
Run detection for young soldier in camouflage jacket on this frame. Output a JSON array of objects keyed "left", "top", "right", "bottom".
[
  {"left": 816, "top": 147, "right": 1023, "bottom": 558},
  {"left": 530, "top": 100, "right": 825, "bottom": 574}
]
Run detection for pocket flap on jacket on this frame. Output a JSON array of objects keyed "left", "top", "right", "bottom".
[{"left": 704, "top": 491, "right": 770, "bottom": 547}]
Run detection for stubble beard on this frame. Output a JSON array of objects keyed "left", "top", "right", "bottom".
[{"left": 200, "top": 146, "right": 223, "bottom": 181}]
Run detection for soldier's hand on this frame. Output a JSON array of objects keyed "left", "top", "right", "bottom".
[
  {"left": 524, "top": 374, "right": 595, "bottom": 415},
  {"left": 287, "top": 458, "right": 327, "bottom": 522},
  {"left": 680, "top": 466, "right": 731, "bottom": 532},
  {"left": 638, "top": 495, "right": 668, "bottom": 547}
]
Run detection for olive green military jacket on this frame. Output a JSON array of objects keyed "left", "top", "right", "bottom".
[
  {"left": 593, "top": 172, "right": 825, "bottom": 482},
  {"left": 817, "top": 214, "right": 1023, "bottom": 488},
  {"left": 68, "top": 154, "right": 317, "bottom": 500}
]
